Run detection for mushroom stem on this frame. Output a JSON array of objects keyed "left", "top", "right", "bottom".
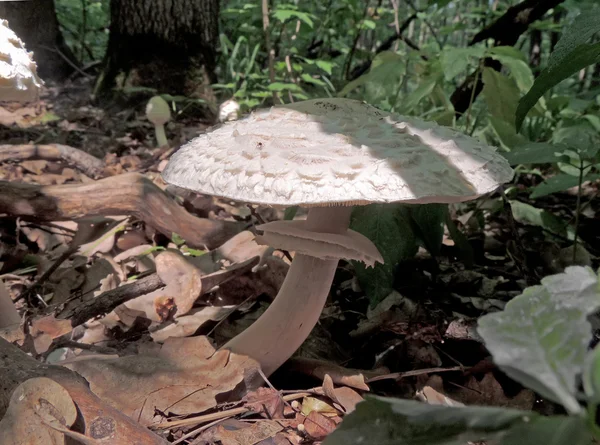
[
  {"left": 222, "top": 206, "right": 353, "bottom": 376},
  {"left": 155, "top": 125, "right": 168, "bottom": 147}
]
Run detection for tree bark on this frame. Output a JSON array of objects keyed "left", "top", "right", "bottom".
[
  {"left": 96, "top": 0, "right": 219, "bottom": 99},
  {"left": 0, "top": 0, "right": 78, "bottom": 81}
]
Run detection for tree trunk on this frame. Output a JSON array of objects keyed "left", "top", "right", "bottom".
[
  {"left": 0, "top": 0, "right": 78, "bottom": 81},
  {"left": 96, "top": 0, "right": 219, "bottom": 100}
]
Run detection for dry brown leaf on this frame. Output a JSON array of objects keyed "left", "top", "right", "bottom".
[
  {"left": 63, "top": 336, "right": 260, "bottom": 426},
  {"left": 150, "top": 305, "right": 234, "bottom": 342},
  {"left": 203, "top": 419, "right": 284, "bottom": 445},
  {"left": 300, "top": 397, "right": 339, "bottom": 417},
  {"left": 458, "top": 373, "right": 535, "bottom": 410},
  {"left": 20, "top": 160, "right": 48, "bottom": 175},
  {"left": 30, "top": 315, "right": 73, "bottom": 354},
  {"left": 321, "top": 375, "right": 363, "bottom": 414},
  {"left": 0, "top": 377, "right": 78, "bottom": 445},
  {"left": 302, "top": 411, "right": 336, "bottom": 440},
  {"left": 242, "top": 387, "right": 285, "bottom": 419}
]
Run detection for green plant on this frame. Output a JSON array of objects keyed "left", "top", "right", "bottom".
[{"left": 325, "top": 266, "right": 600, "bottom": 445}]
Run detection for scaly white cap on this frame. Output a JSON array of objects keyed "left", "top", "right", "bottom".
[
  {"left": 163, "top": 98, "right": 513, "bottom": 206},
  {"left": 0, "top": 20, "right": 43, "bottom": 102}
]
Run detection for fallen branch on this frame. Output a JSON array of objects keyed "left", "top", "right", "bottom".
[
  {"left": 60, "top": 256, "right": 259, "bottom": 327},
  {"left": 0, "top": 337, "right": 168, "bottom": 444},
  {"left": 450, "top": 0, "right": 565, "bottom": 117},
  {"left": 0, "top": 144, "right": 104, "bottom": 178},
  {"left": 0, "top": 173, "right": 242, "bottom": 249}
]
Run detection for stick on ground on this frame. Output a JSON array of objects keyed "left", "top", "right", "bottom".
[{"left": 0, "top": 173, "right": 242, "bottom": 249}]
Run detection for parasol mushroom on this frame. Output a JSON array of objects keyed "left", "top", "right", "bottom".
[
  {"left": 0, "top": 19, "right": 43, "bottom": 102},
  {"left": 162, "top": 98, "right": 513, "bottom": 375}
]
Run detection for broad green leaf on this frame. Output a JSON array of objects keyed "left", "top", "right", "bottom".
[
  {"left": 501, "top": 415, "right": 591, "bottom": 445},
  {"left": 350, "top": 204, "right": 417, "bottom": 307},
  {"left": 283, "top": 206, "right": 298, "bottom": 220},
  {"left": 324, "top": 396, "right": 549, "bottom": 445},
  {"left": 516, "top": 42, "right": 600, "bottom": 130},
  {"left": 489, "top": 116, "right": 528, "bottom": 150},
  {"left": 300, "top": 73, "right": 326, "bottom": 87},
  {"left": 583, "top": 344, "right": 600, "bottom": 401},
  {"left": 267, "top": 82, "right": 304, "bottom": 92},
  {"left": 478, "top": 267, "right": 600, "bottom": 414},
  {"left": 552, "top": 123, "right": 600, "bottom": 159},
  {"left": 487, "top": 46, "right": 527, "bottom": 63},
  {"left": 401, "top": 78, "right": 437, "bottom": 114},
  {"left": 530, "top": 173, "right": 600, "bottom": 198},
  {"left": 509, "top": 200, "right": 569, "bottom": 237},
  {"left": 547, "top": 9, "right": 600, "bottom": 71},
  {"left": 482, "top": 68, "right": 520, "bottom": 126},
  {"left": 408, "top": 204, "right": 446, "bottom": 257},
  {"left": 315, "top": 60, "right": 334, "bottom": 75},
  {"left": 502, "top": 142, "right": 564, "bottom": 166},
  {"left": 271, "top": 9, "right": 314, "bottom": 27},
  {"left": 338, "top": 51, "right": 404, "bottom": 98},
  {"left": 440, "top": 46, "right": 485, "bottom": 81},
  {"left": 487, "top": 47, "right": 534, "bottom": 93}
]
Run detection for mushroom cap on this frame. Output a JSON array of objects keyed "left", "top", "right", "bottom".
[
  {"left": 146, "top": 96, "right": 171, "bottom": 126},
  {"left": 163, "top": 98, "right": 514, "bottom": 206},
  {"left": 0, "top": 20, "right": 43, "bottom": 102}
]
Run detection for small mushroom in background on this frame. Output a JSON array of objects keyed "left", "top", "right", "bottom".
[
  {"left": 162, "top": 97, "right": 514, "bottom": 376},
  {"left": 145, "top": 95, "right": 171, "bottom": 147},
  {"left": 218, "top": 98, "right": 240, "bottom": 122},
  {"left": 0, "top": 19, "right": 43, "bottom": 102}
]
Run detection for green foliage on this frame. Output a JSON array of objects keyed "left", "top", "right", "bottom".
[
  {"left": 55, "top": 0, "right": 109, "bottom": 63},
  {"left": 350, "top": 204, "right": 418, "bottom": 307},
  {"left": 327, "top": 267, "right": 600, "bottom": 443},
  {"left": 516, "top": 8, "right": 600, "bottom": 129}
]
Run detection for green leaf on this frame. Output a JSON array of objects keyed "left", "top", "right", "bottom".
[
  {"left": 350, "top": 204, "right": 417, "bottom": 307},
  {"left": 440, "top": 46, "right": 485, "bottom": 81},
  {"left": 284, "top": 206, "right": 298, "bottom": 220},
  {"left": 338, "top": 51, "right": 404, "bottom": 98},
  {"left": 516, "top": 42, "right": 600, "bottom": 130},
  {"left": 547, "top": 9, "right": 600, "bottom": 71},
  {"left": 531, "top": 173, "right": 600, "bottom": 199},
  {"left": 487, "top": 47, "right": 534, "bottom": 93},
  {"left": 482, "top": 68, "right": 520, "bottom": 125},
  {"left": 271, "top": 9, "right": 314, "bottom": 28},
  {"left": 324, "top": 396, "right": 551, "bottom": 445},
  {"left": 584, "top": 344, "right": 600, "bottom": 400},
  {"left": 489, "top": 116, "right": 528, "bottom": 150},
  {"left": 502, "top": 142, "right": 565, "bottom": 166},
  {"left": 401, "top": 77, "right": 437, "bottom": 114},
  {"left": 408, "top": 204, "right": 446, "bottom": 257},
  {"left": 509, "top": 200, "right": 569, "bottom": 237},
  {"left": 478, "top": 267, "right": 600, "bottom": 414},
  {"left": 267, "top": 82, "right": 304, "bottom": 92},
  {"left": 501, "top": 415, "right": 592, "bottom": 445},
  {"left": 315, "top": 60, "right": 334, "bottom": 75}
]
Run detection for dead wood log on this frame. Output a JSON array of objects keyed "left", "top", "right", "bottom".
[
  {"left": 0, "top": 337, "right": 168, "bottom": 444},
  {"left": 0, "top": 144, "right": 104, "bottom": 178},
  {"left": 0, "top": 173, "right": 242, "bottom": 249}
]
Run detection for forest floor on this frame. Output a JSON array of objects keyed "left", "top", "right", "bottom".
[{"left": 0, "top": 79, "right": 598, "bottom": 444}]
